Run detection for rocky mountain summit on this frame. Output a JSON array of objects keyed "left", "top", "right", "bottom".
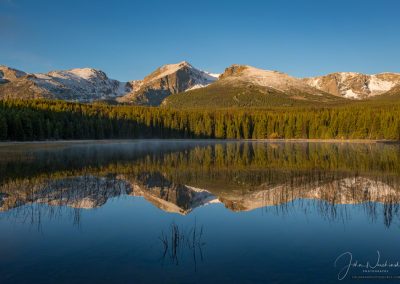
[
  {"left": 0, "top": 65, "right": 26, "bottom": 84},
  {"left": 118, "top": 61, "right": 219, "bottom": 105},
  {"left": 218, "top": 64, "right": 326, "bottom": 95}
]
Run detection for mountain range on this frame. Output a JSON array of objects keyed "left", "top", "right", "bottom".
[
  {"left": 1, "top": 173, "right": 398, "bottom": 216},
  {"left": 1, "top": 62, "right": 399, "bottom": 107}
]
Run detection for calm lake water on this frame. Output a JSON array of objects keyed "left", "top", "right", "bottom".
[{"left": 0, "top": 140, "right": 399, "bottom": 283}]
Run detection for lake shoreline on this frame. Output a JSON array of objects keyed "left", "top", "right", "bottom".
[{"left": 0, "top": 138, "right": 398, "bottom": 147}]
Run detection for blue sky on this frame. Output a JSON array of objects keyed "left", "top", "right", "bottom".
[{"left": 1, "top": 0, "right": 399, "bottom": 81}]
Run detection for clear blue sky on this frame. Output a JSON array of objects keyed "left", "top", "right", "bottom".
[{"left": 1, "top": 0, "right": 399, "bottom": 81}]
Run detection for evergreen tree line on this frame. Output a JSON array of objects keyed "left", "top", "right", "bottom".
[{"left": 1, "top": 99, "right": 400, "bottom": 141}]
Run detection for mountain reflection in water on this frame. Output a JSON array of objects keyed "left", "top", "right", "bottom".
[{"left": 1, "top": 140, "right": 400, "bottom": 227}]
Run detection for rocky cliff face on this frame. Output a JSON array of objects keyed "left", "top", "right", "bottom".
[
  {"left": 0, "top": 75, "right": 51, "bottom": 99},
  {"left": 0, "top": 66, "right": 26, "bottom": 84},
  {"left": 303, "top": 72, "right": 400, "bottom": 99},
  {"left": 118, "top": 61, "right": 219, "bottom": 106}
]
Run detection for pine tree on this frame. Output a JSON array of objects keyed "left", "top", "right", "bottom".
[{"left": 0, "top": 114, "right": 7, "bottom": 140}]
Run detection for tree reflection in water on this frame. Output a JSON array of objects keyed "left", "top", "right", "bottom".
[{"left": 1, "top": 141, "right": 400, "bottom": 229}]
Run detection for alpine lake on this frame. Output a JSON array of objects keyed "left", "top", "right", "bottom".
[{"left": 1, "top": 140, "right": 399, "bottom": 283}]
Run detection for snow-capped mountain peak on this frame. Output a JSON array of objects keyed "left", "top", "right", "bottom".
[
  {"left": 145, "top": 61, "right": 218, "bottom": 84},
  {"left": 303, "top": 72, "right": 400, "bottom": 99},
  {"left": 218, "top": 64, "right": 324, "bottom": 95},
  {"left": 118, "top": 61, "right": 219, "bottom": 105},
  {"left": 27, "top": 68, "right": 130, "bottom": 102}
]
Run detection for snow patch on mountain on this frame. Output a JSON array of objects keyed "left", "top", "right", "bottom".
[
  {"left": 66, "top": 68, "right": 104, "bottom": 80},
  {"left": 185, "top": 185, "right": 221, "bottom": 207},
  {"left": 344, "top": 89, "right": 359, "bottom": 99},
  {"left": 304, "top": 77, "right": 320, "bottom": 89},
  {"left": 368, "top": 75, "right": 396, "bottom": 93}
]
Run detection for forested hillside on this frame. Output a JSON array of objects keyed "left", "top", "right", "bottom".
[{"left": 0, "top": 99, "right": 399, "bottom": 141}]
